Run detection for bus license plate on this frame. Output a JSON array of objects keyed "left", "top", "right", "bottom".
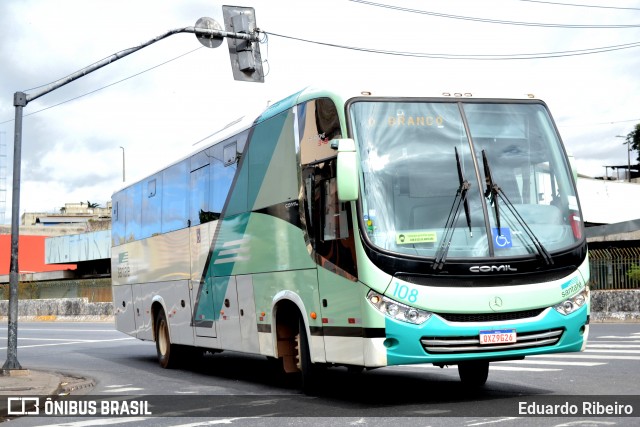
[{"left": 479, "top": 329, "right": 516, "bottom": 345}]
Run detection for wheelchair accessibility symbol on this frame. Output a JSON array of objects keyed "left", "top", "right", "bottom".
[{"left": 491, "top": 227, "right": 513, "bottom": 249}]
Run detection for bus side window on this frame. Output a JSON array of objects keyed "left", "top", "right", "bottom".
[
  {"left": 125, "top": 183, "right": 142, "bottom": 242},
  {"left": 141, "top": 175, "right": 162, "bottom": 238},
  {"left": 190, "top": 164, "right": 210, "bottom": 225},
  {"left": 313, "top": 164, "right": 357, "bottom": 279},
  {"left": 112, "top": 195, "right": 124, "bottom": 246},
  {"left": 211, "top": 130, "right": 248, "bottom": 218},
  {"left": 161, "top": 160, "right": 189, "bottom": 233}
]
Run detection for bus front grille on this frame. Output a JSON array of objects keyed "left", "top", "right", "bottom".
[
  {"left": 420, "top": 328, "right": 564, "bottom": 354},
  {"left": 434, "top": 308, "right": 546, "bottom": 323}
]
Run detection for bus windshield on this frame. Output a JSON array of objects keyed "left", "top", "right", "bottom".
[{"left": 349, "top": 100, "right": 582, "bottom": 260}]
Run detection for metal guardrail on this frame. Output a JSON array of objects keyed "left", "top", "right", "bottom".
[{"left": 589, "top": 247, "right": 640, "bottom": 290}]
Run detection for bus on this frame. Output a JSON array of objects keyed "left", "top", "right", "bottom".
[{"left": 111, "top": 86, "right": 590, "bottom": 392}]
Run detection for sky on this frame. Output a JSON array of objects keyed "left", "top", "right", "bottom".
[{"left": 1, "top": 0, "right": 639, "bottom": 223}]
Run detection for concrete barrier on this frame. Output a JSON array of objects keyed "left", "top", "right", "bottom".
[
  {"left": 0, "top": 290, "right": 638, "bottom": 322},
  {"left": 0, "top": 298, "right": 113, "bottom": 322},
  {"left": 590, "top": 289, "right": 640, "bottom": 322}
]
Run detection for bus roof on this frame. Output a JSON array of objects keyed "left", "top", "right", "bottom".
[
  {"left": 257, "top": 85, "right": 543, "bottom": 122},
  {"left": 112, "top": 85, "right": 543, "bottom": 195}
]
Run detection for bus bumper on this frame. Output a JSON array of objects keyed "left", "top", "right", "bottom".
[{"left": 383, "top": 304, "right": 589, "bottom": 366}]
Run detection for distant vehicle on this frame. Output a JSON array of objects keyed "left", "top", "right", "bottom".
[{"left": 111, "top": 86, "right": 590, "bottom": 392}]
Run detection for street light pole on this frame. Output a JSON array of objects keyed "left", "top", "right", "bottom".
[
  {"left": 2, "top": 13, "right": 262, "bottom": 374},
  {"left": 2, "top": 92, "right": 27, "bottom": 372},
  {"left": 628, "top": 141, "right": 632, "bottom": 183},
  {"left": 120, "top": 146, "right": 125, "bottom": 182},
  {"left": 616, "top": 135, "right": 631, "bottom": 182}
]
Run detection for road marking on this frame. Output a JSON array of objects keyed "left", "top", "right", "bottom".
[
  {"left": 530, "top": 354, "right": 639, "bottom": 360},
  {"left": 489, "top": 366, "right": 561, "bottom": 372},
  {"left": 494, "top": 360, "right": 604, "bottom": 367},
  {"left": 102, "top": 387, "right": 145, "bottom": 393},
  {"left": 170, "top": 417, "right": 265, "bottom": 426},
  {"left": 102, "top": 385, "right": 145, "bottom": 393},
  {"left": 598, "top": 335, "right": 640, "bottom": 339},
  {"left": 389, "top": 364, "right": 561, "bottom": 372},
  {"left": 0, "top": 337, "right": 135, "bottom": 350},
  {"left": 15, "top": 337, "right": 123, "bottom": 342},
  {"left": 466, "top": 418, "right": 519, "bottom": 426},
  {"left": 0, "top": 328, "right": 119, "bottom": 333},
  {"left": 587, "top": 344, "right": 640, "bottom": 348},
  {"left": 585, "top": 349, "right": 640, "bottom": 354}
]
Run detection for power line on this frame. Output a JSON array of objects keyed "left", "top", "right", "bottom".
[
  {"left": 349, "top": 0, "right": 640, "bottom": 28},
  {"left": 265, "top": 31, "right": 640, "bottom": 60},
  {"left": 1, "top": 46, "right": 203, "bottom": 125},
  {"left": 559, "top": 118, "right": 640, "bottom": 127},
  {"left": 518, "top": 0, "right": 640, "bottom": 11}
]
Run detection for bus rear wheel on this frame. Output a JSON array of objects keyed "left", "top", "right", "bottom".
[
  {"left": 155, "top": 309, "right": 180, "bottom": 369},
  {"left": 458, "top": 360, "right": 489, "bottom": 386}
]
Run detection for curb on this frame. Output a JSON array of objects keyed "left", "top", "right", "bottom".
[{"left": 55, "top": 373, "right": 96, "bottom": 395}]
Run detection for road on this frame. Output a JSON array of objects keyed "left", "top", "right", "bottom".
[{"left": 1, "top": 321, "right": 638, "bottom": 426}]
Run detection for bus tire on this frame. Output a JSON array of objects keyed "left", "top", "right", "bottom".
[
  {"left": 155, "top": 309, "right": 180, "bottom": 369},
  {"left": 297, "top": 316, "right": 321, "bottom": 395},
  {"left": 457, "top": 360, "right": 489, "bottom": 386}
]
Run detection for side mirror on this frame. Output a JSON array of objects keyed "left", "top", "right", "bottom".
[{"left": 332, "top": 139, "right": 359, "bottom": 201}]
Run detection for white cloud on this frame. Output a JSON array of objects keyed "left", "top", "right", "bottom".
[{"left": 1, "top": 0, "right": 639, "bottom": 222}]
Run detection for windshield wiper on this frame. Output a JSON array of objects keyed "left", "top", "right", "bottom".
[
  {"left": 433, "top": 147, "right": 472, "bottom": 270},
  {"left": 482, "top": 150, "right": 502, "bottom": 235},
  {"left": 457, "top": 147, "right": 473, "bottom": 238},
  {"left": 481, "top": 150, "right": 553, "bottom": 265}
]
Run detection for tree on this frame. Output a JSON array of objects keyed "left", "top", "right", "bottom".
[
  {"left": 625, "top": 123, "right": 640, "bottom": 166},
  {"left": 87, "top": 201, "right": 100, "bottom": 208},
  {"left": 628, "top": 264, "right": 640, "bottom": 283}
]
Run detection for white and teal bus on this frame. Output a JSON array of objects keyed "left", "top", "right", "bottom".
[{"left": 111, "top": 86, "right": 590, "bottom": 392}]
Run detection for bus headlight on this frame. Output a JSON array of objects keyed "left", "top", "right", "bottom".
[
  {"left": 367, "top": 290, "right": 432, "bottom": 324},
  {"left": 553, "top": 287, "right": 589, "bottom": 315}
]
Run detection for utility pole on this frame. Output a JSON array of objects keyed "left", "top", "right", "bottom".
[
  {"left": 2, "top": 6, "right": 263, "bottom": 374},
  {"left": 120, "top": 146, "right": 125, "bottom": 183},
  {"left": 616, "top": 135, "right": 631, "bottom": 182}
]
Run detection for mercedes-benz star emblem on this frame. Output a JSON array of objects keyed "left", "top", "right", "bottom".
[{"left": 489, "top": 296, "right": 503, "bottom": 311}]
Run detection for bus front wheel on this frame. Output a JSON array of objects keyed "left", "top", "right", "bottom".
[
  {"left": 297, "top": 316, "right": 321, "bottom": 395},
  {"left": 155, "top": 309, "right": 179, "bottom": 369},
  {"left": 457, "top": 360, "right": 489, "bottom": 386}
]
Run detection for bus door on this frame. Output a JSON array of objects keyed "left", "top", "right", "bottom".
[
  {"left": 190, "top": 155, "right": 219, "bottom": 339},
  {"left": 302, "top": 158, "right": 360, "bottom": 363}
]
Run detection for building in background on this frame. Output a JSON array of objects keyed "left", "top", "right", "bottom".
[
  {"left": 0, "top": 235, "right": 77, "bottom": 281},
  {"left": 0, "top": 201, "right": 111, "bottom": 285}
]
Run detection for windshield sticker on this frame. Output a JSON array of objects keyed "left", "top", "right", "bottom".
[
  {"left": 491, "top": 227, "right": 513, "bottom": 249},
  {"left": 396, "top": 231, "right": 437, "bottom": 245},
  {"left": 568, "top": 195, "right": 578, "bottom": 210}
]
